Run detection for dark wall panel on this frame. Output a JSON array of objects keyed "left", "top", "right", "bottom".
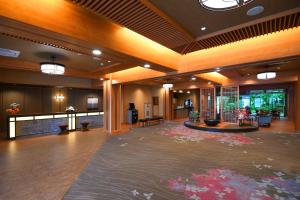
[{"left": 24, "top": 87, "right": 42, "bottom": 114}]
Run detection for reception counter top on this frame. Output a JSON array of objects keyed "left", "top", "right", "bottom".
[{"left": 7, "top": 111, "right": 104, "bottom": 139}]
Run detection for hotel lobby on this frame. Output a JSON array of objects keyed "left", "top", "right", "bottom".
[{"left": 0, "top": 0, "right": 300, "bottom": 199}]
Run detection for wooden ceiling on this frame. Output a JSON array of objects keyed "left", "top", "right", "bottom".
[
  {"left": 176, "top": 11, "right": 300, "bottom": 54},
  {"left": 70, "top": 0, "right": 194, "bottom": 49},
  {"left": 70, "top": 1, "right": 300, "bottom": 54}
]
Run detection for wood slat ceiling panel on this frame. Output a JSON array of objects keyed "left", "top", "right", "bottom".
[
  {"left": 70, "top": 0, "right": 193, "bottom": 49},
  {"left": 178, "top": 12, "right": 300, "bottom": 54}
]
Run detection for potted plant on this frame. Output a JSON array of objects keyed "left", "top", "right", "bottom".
[{"left": 189, "top": 111, "right": 199, "bottom": 122}]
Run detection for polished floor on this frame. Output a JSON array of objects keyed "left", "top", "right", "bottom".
[
  {"left": 0, "top": 129, "right": 108, "bottom": 200},
  {"left": 0, "top": 120, "right": 299, "bottom": 200},
  {"left": 65, "top": 121, "right": 300, "bottom": 200}
]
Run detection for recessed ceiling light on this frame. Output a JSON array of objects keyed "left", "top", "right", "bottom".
[
  {"left": 201, "top": 26, "right": 206, "bottom": 31},
  {"left": 187, "top": 91, "right": 191, "bottom": 94},
  {"left": 179, "top": 90, "right": 183, "bottom": 93},
  {"left": 144, "top": 64, "right": 151, "bottom": 68},
  {"left": 208, "top": 81, "right": 212, "bottom": 85},
  {"left": 173, "top": 90, "right": 177, "bottom": 92},
  {"left": 216, "top": 69, "right": 221, "bottom": 72},
  {"left": 191, "top": 77, "right": 197, "bottom": 81},
  {"left": 100, "top": 78, "right": 104, "bottom": 81},
  {"left": 92, "top": 49, "right": 102, "bottom": 56},
  {"left": 247, "top": 6, "right": 264, "bottom": 16},
  {"left": 107, "top": 60, "right": 111, "bottom": 63}
]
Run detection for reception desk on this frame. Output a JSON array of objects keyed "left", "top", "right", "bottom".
[
  {"left": 7, "top": 111, "right": 104, "bottom": 139},
  {"left": 174, "top": 108, "right": 191, "bottom": 119}
]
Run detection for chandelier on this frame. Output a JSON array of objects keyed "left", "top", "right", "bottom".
[
  {"left": 163, "top": 83, "right": 173, "bottom": 89},
  {"left": 40, "top": 56, "right": 65, "bottom": 75},
  {"left": 199, "top": 0, "right": 254, "bottom": 11},
  {"left": 257, "top": 72, "right": 276, "bottom": 80}
]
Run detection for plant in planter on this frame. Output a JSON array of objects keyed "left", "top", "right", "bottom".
[{"left": 189, "top": 111, "right": 200, "bottom": 122}]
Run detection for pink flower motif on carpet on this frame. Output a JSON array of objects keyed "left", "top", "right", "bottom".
[
  {"left": 167, "top": 169, "right": 300, "bottom": 200},
  {"left": 160, "top": 125, "right": 253, "bottom": 146}
]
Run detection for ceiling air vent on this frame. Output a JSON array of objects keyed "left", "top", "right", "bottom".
[{"left": 0, "top": 48, "right": 20, "bottom": 58}]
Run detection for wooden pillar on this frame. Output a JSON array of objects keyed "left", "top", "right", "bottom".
[
  {"left": 163, "top": 88, "right": 173, "bottom": 120},
  {"left": 295, "top": 73, "right": 300, "bottom": 133},
  {"left": 103, "top": 77, "right": 122, "bottom": 133}
]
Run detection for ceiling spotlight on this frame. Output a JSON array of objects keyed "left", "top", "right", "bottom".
[
  {"left": 187, "top": 91, "right": 191, "bottom": 94},
  {"left": 144, "top": 64, "right": 151, "bottom": 68},
  {"left": 92, "top": 49, "right": 102, "bottom": 56},
  {"left": 173, "top": 90, "right": 177, "bottom": 92},
  {"left": 100, "top": 78, "right": 104, "bottom": 81},
  {"left": 208, "top": 81, "right": 212, "bottom": 85},
  {"left": 107, "top": 60, "right": 111, "bottom": 63},
  {"left": 201, "top": 26, "right": 206, "bottom": 31},
  {"left": 191, "top": 77, "right": 197, "bottom": 81},
  {"left": 179, "top": 90, "right": 183, "bottom": 93}
]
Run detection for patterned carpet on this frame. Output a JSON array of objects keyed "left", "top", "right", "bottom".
[{"left": 64, "top": 122, "right": 300, "bottom": 200}]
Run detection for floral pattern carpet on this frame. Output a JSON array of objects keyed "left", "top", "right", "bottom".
[{"left": 64, "top": 122, "right": 300, "bottom": 200}]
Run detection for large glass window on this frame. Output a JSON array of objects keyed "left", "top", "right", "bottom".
[{"left": 239, "top": 89, "right": 286, "bottom": 117}]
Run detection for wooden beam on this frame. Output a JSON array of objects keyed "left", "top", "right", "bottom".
[{"left": 0, "top": 0, "right": 179, "bottom": 70}]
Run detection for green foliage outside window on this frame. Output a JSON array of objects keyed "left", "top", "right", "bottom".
[{"left": 239, "top": 90, "right": 286, "bottom": 116}]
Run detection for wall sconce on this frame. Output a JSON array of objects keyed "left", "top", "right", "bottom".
[{"left": 55, "top": 95, "right": 65, "bottom": 101}]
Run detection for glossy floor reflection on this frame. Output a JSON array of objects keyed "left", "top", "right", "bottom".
[{"left": 0, "top": 129, "right": 108, "bottom": 200}]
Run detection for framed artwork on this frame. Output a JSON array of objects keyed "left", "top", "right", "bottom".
[{"left": 87, "top": 97, "right": 99, "bottom": 110}]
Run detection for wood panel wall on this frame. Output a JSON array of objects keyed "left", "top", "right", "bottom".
[{"left": 0, "top": 84, "right": 103, "bottom": 138}]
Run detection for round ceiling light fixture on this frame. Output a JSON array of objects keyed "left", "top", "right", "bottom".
[
  {"left": 40, "top": 56, "right": 65, "bottom": 75},
  {"left": 199, "top": 0, "right": 254, "bottom": 11},
  {"left": 257, "top": 72, "right": 276, "bottom": 80},
  {"left": 163, "top": 83, "right": 174, "bottom": 89},
  {"left": 247, "top": 5, "right": 264, "bottom": 16}
]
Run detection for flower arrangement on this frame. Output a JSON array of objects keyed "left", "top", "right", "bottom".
[
  {"left": 6, "top": 103, "right": 20, "bottom": 115},
  {"left": 66, "top": 106, "right": 75, "bottom": 112}
]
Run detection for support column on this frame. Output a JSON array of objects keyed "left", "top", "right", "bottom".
[
  {"left": 295, "top": 73, "right": 300, "bottom": 133},
  {"left": 163, "top": 88, "right": 173, "bottom": 120},
  {"left": 103, "top": 77, "right": 122, "bottom": 133}
]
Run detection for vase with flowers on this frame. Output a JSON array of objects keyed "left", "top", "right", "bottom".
[{"left": 6, "top": 103, "right": 20, "bottom": 115}]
